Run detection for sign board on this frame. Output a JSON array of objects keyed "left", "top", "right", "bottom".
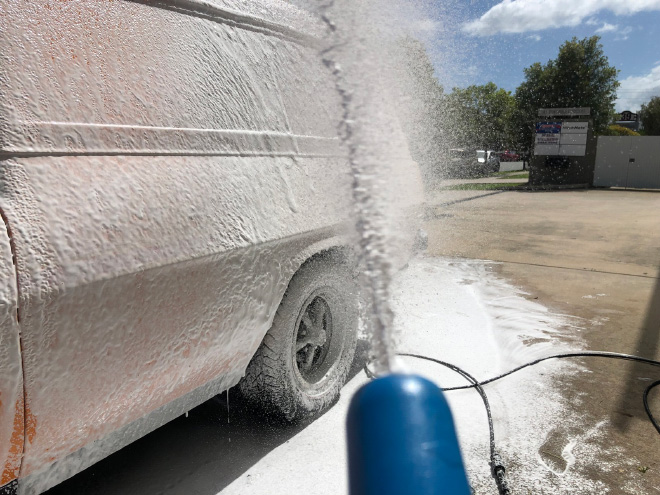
[
  {"left": 538, "top": 107, "right": 591, "bottom": 117},
  {"left": 561, "top": 122, "right": 588, "bottom": 134},
  {"left": 535, "top": 122, "right": 562, "bottom": 134},
  {"left": 559, "top": 145, "right": 587, "bottom": 156},
  {"left": 535, "top": 120, "right": 588, "bottom": 157},
  {"left": 535, "top": 134, "right": 560, "bottom": 145},
  {"left": 535, "top": 144, "right": 559, "bottom": 155},
  {"left": 560, "top": 133, "right": 587, "bottom": 145}
]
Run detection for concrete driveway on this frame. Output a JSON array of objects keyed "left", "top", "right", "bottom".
[{"left": 426, "top": 187, "right": 660, "bottom": 492}]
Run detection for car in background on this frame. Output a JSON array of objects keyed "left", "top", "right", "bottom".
[
  {"left": 447, "top": 149, "right": 499, "bottom": 177},
  {"left": 500, "top": 150, "right": 520, "bottom": 162},
  {"left": 477, "top": 150, "right": 501, "bottom": 172}
]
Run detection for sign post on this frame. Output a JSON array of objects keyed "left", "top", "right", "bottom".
[{"left": 529, "top": 108, "right": 597, "bottom": 186}]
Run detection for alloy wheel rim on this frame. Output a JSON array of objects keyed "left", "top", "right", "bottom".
[{"left": 294, "top": 293, "right": 334, "bottom": 384}]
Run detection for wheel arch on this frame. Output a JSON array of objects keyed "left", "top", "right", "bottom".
[
  {"left": 295, "top": 243, "right": 357, "bottom": 275},
  {"left": 289, "top": 235, "right": 357, "bottom": 279}
]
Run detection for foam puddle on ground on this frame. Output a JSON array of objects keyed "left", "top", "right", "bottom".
[{"left": 220, "top": 256, "right": 640, "bottom": 495}]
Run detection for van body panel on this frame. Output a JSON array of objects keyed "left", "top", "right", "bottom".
[
  {"left": 0, "top": 151, "right": 352, "bottom": 482},
  {"left": 0, "top": 0, "right": 351, "bottom": 486},
  {"left": 13, "top": 228, "right": 351, "bottom": 495},
  {"left": 0, "top": 0, "right": 336, "bottom": 156},
  {"left": 0, "top": 0, "right": 424, "bottom": 492},
  {"left": 0, "top": 212, "right": 22, "bottom": 489}
]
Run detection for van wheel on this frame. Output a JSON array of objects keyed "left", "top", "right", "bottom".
[{"left": 239, "top": 255, "right": 358, "bottom": 421}]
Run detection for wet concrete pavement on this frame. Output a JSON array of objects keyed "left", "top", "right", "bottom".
[{"left": 426, "top": 187, "right": 660, "bottom": 493}]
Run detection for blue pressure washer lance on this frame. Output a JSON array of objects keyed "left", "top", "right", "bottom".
[
  {"left": 346, "top": 373, "right": 471, "bottom": 495},
  {"left": 347, "top": 351, "right": 660, "bottom": 495}
]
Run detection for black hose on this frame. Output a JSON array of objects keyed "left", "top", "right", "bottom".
[
  {"left": 643, "top": 380, "right": 660, "bottom": 435},
  {"left": 364, "top": 350, "right": 660, "bottom": 495},
  {"left": 435, "top": 351, "right": 660, "bottom": 433},
  {"left": 396, "top": 353, "right": 510, "bottom": 495}
]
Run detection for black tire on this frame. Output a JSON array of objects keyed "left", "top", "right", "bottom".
[{"left": 239, "top": 254, "right": 358, "bottom": 421}]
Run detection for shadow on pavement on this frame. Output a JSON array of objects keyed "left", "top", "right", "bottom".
[
  {"left": 614, "top": 274, "right": 660, "bottom": 431},
  {"left": 46, "top": 339, "right": 370, "bottom": 495}
]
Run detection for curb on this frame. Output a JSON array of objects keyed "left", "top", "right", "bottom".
[{"left": 513, "top": 183, "right": 591, "bottom": 192}]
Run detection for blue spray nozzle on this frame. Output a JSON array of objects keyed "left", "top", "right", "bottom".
[{"left": 347, "top": 374, "right": 470, "bottom": 495}]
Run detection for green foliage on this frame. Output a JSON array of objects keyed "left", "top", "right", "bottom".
[
  {"left": 513, "top": 36, "right": 619, "bottom": 149},
  {"left": 602, "top": 124, "right": 640, "bottom": 136},
  {"left": 444, "top": 82, "right": 516, "bottom": 150},
  {"left": 639, "top": 96, "right": 660, "bottom": 136}
]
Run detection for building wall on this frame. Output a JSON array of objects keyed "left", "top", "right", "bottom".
[{"left": 594, "top": 137, "right": 660, "bottom": 189}]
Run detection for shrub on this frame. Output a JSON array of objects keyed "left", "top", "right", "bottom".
[{"left": 603, "top": 124, "right": 640, "bottom": 136}]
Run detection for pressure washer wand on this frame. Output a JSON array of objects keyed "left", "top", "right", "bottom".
[{"left": 346, "top": 374, "right": 471, "bottom": 495}]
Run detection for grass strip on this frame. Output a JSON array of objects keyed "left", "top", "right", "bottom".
[
  {"left": 441, "top": 183, "right": 526, "bottom": 191},
  {"left": 500, "top": 173, "right": 529, "bottom": 180}
]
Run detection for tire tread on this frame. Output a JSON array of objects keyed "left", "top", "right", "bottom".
[{"left": 239, "top": 255, "right": 358, "bottom": 421}]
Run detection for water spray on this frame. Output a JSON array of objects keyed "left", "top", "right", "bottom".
[
  {"left": 311, "top": 3, "right": 660, "bottom": 492},
  {"left": 313, "top": 2, "right": 472, "bottom": 493}
]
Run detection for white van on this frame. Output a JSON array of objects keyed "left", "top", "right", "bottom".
[{"left": 0, "top": 1, "right": 423, "bottom": 493}]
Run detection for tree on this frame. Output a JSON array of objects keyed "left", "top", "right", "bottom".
[
  {"left": 444, "top": 82, "right": 516, "bottom": 150},
  {"left": 514, "top": 36, "right": 619, "bottom": 150},
  {"left": 639, "top": 97, "right": 660, "bottom": 135}
]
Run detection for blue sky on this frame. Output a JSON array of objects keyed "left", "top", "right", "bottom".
[{"left": 411, "top": 0, "right": 660, "bottom": 112}]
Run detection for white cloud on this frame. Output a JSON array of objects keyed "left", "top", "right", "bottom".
[
  {"left": 591, "top": 22, "right": 633, "bottom": 39},
  {"left": 615, "top": 26, "right": 634, "bottom": 40},
  {"left": 463, "top": 0, "right": 660, "bottom": 36},
  {"left": 595, "top": 22, "right": 617, "bottom": 34},
  {"left": 616, "top": 64, "right": 660, "bottom": 112},
  {"left": 528, "top": 34, "right": 542, "bottom": 41}
]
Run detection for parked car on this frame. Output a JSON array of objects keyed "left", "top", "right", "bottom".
[
  {"left": 477, "top": 150, "right": 501, "bottom": 172},
  {"left": 0, "top": 2, "right": 424, "bottom": 493},
  {"left": 500, "top": 150, "right": 521, "bottom": 162},
  {"left": 447, "top": 149, "right": 499, "bottom": 177}
]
